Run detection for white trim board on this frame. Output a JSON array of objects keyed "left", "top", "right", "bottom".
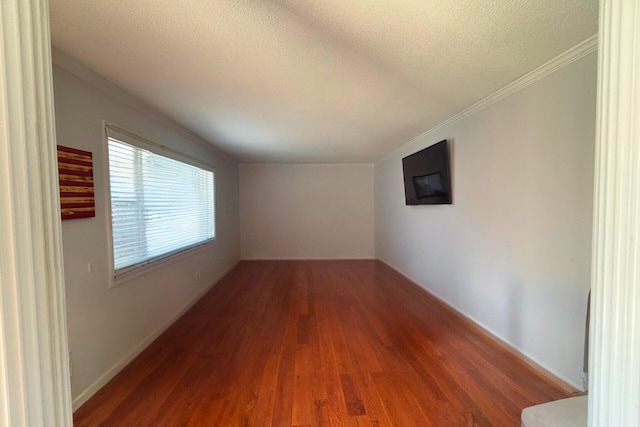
[
  {"left": 71, "top": 261, "right": 238, "bottom": 411},
  {"left": 589, "top": 0, "right": 640, "bottom": 425},
  {"left": 376, "top": 34, "right": 598, "bottom": 164},
  {"left": 0, "top": 0, "right": 73, "bottom": 425},
  {"left": 377, "top": 257, "right": 581, "bottom": 391}
]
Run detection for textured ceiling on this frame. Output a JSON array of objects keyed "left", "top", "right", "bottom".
[{"left": 49, "top": 0, "right": 598, "bottom": 163}]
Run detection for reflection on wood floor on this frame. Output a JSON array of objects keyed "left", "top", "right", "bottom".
[{"left": 74, "top": 260, "right": 571, "bottom": 426}]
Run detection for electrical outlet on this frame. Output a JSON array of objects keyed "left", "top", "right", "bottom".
[
  {"left": 69, "top": 351, "right": 73, "bottom": 377},
  {"left": 195, "top": 271, "right": 200, "bottom": 279}
]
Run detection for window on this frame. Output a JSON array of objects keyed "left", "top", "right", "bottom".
[{"left": 106, "top": 125, "right": 215, "bottom": 280}]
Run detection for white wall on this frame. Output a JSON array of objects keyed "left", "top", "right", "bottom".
[
  {"left": 240, "top": 163, "right": 374, "bottom": 259},
  {"left": 53, "top": 60, "right": 240, "bottom": 406},
  {"left": 374, "top": 52, "right": 596, "bottom": 388}
]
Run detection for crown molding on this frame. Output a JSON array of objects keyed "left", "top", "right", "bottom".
[
  {"left": 52, "top": 31, "right": 598, "bottom": 169},
  {"left": 51, "top": 47, "right": 238, "bottom": 164},
  {"left": 377, "top": 34, "right": 598, "bottom": 164}
]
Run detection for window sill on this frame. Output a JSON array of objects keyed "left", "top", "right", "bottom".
[{"left": 108, "top": 239, "right": 216, "bottom": 288}]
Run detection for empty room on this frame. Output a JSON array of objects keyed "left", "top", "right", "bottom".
[{"left": 2, "top": 1, "right": 640, "bottom": 426}]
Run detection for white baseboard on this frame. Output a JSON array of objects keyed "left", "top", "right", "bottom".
[
  {"left": 71, "top": 260, "right": 238, "bottom": 411},
  {"left": 376, "top": 257, "right": 581, "bottom": 393}
]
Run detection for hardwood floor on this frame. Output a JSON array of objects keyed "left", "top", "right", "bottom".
[{"left": 74, "top": 260, "right": 572, "bottom": 426}]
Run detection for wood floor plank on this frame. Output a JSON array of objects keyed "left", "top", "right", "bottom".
[{"left": 74, "top": 260, "right": 574, "bottom": 426}]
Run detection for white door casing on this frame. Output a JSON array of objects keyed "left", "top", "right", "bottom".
[
  {"left": 589, "top": 0, "right": 640, "bottom": 426},
  {"left": 0, "top": 0, "right": 72, "bottom": 425}
]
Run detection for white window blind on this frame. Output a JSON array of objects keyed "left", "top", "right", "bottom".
[{"left": 106, "top": 126, "right": 215, "bottom": 279}]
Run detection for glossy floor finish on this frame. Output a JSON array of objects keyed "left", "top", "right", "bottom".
[{"left": 74, "top": 260, "right": 571, "bottom": 426}]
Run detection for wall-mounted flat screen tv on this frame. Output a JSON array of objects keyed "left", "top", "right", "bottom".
[{"left": 402, "top": 140, "right": 452, "bottom": 205}]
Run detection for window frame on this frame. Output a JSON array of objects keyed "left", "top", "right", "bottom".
[{"left": 103, "top": 122, "right": 216, "bottom": 286}]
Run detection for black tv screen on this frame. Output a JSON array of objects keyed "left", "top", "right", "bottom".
[{"left": 402, "top": 140, "right": 452, "bottom": 205}]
